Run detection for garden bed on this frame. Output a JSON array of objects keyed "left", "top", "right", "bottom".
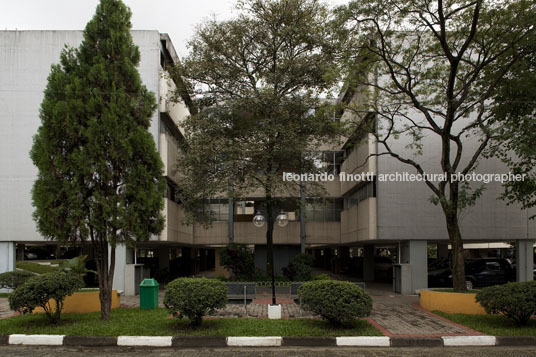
[
  {"left": 33, "top": 290, "right": 120, "bottom": 314},
  {"left": 0, "top": 308, "right": 382, "bottom": 337},
  {"left": 434, "top": 311, "right": 536, "bottom": 336},
  {"left": 420, "top": 289, "right": 486, "bottom": 315}
]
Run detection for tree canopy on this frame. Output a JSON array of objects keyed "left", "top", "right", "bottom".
[
  {"left": 176, "top": 0, "right": 341, "bottom": 221},
  {"left": 488, "top": 27, "right": 536, "bottom": 217},
  {"left": 334, "top": 0, "right": 536, "bottom": 290}
]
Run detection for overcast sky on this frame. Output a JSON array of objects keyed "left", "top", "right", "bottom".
[{"left": 1, "top": 0, "right": 348, "bottom": 58}]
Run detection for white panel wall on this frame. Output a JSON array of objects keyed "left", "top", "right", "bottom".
[{"left": 0, "top": 30, "right": 161, "bottom": 242}]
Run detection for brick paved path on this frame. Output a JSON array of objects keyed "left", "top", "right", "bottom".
[
  {"left": 120, "top": 292, "right": 315, "bottom": 318},
  {"left": 368, "top": 296, "right": 474, "bottom": 336}
]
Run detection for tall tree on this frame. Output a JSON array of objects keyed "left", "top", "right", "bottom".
[
  {"left": 335, "top": 0, "right": 535, "bottom": 291},
  {"left": 31, "top": 0, "right": 165, "bottom": 320},
  {"left": 175, "top": 0, "right": 339, "bottom": 286}
]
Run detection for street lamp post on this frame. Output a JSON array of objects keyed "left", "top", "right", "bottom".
[{"left": 253, "top": 208, "right": 288, "bottom": 306}]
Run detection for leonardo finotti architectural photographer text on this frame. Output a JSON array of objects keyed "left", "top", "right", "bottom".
[{"left": 282, "top": 171, "right": 526, "bottom": 184}]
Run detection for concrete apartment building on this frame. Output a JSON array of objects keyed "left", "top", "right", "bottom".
[{"left": 1, "top": 31, "right": 534, "bottom": 295}]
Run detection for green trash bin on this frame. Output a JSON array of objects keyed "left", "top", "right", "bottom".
[{"left": 139, "top": 278, "right": 159, "bottom": 309}]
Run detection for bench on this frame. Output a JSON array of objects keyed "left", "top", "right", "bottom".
[{"left": 225, "top": 282, "right": 256, "bottom": 306}]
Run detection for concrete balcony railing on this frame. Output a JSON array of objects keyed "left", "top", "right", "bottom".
[{"left": 159, "top": 71, "right": 189, "bottom": 135}]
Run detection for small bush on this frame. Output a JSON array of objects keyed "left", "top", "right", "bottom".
[
  {"left": 476, "top": 281, "right": 536, "bottom": 325},
  {"left": 220, "top": 243, "right": 255, "bottom": 280},
  {"left": 283, "top": 253, "right": 314, "bottom": 281},
  {"left": 311, "top": 273, "right": 331, "bottom": 281},
  {"left": 298, "top": 280, "right": 372, "bottom": 326},
  {"left": 0, "top": 271, "right": 34, "bottom": 290},
  {"left": 8, "top": 271, "right": 84, "bottom": 323},
  {"left": 164, "top": 277, "right": 227, "bottom": 325},
  {"left": 59, "top": 255, "right": 95, "bottom": 278}
]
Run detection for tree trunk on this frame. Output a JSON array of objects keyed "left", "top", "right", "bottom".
[
  {"left": 445, "top": 211, "right": 467, "bottom": 292},
  {"left": 95, "top": 243, "right": 115, "bottom": 320}
]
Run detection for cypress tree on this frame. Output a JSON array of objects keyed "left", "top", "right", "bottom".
[{"left": 30, "top": 0, "right": 165, "bottom": 320}]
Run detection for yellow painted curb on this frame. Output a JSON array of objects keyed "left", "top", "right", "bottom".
[
  {"left": 34, "top": 290, "right": 120, "bottom": 314},
  {"left": 419, "top": 290, "right": 486, "bottom": 315}
]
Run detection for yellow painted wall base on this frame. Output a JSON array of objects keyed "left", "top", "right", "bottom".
[
  {"left": 34, "top": 290, "right": 120, "bottom": 314},
  {"left": 419, "top": 290, "right": 486, "bottom": 315}
]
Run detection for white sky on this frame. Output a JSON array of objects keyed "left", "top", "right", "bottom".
[{"left": 1, "top": 0, "right": 349, "bottom": 58}]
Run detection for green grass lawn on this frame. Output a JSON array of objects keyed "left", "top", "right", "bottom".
[
  {"left": 435, "top": 311, "right": 536, "bottom": 336},
  {"left": 16, "top": 261, "right": 59, "bottom": 275},
  {"left": 0, "top": 308, "right": 381, "bottom": 337},
  {"left": 0, "top": 293, "right": 10, "bottom": 298}
]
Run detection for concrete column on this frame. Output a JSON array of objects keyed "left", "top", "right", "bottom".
[
  {"left": 158, "top": 245, "right": 170, "bottom": 270},
  {"left": 110, "top": 244, "right": 133, "bottom": 293},
  {"left": 516, "top": 240, "right": 534, "bottom": 282},
  {"left": 363, "top": 245, "right": 375, "bottom": 282},
  {"left": 437, "top": 243, "right": 449, "bottom": 259},
  {"left": 0, "top": 242, "right": 16, "bottom": 293},
  {"left": 399, "top": 240, "right": 428, "bottom": 294}
]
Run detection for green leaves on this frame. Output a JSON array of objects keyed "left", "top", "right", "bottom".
[
  {"left": 163, "top": 277, "right": 227, "bottom": 325},
  {"left": 59, "top": 255, "right": 96, "bottom": 278},
  {"left": 31, "top": 0, "right": 165, "bottom": 247},
  {"left": 220, "top": 243, "right": 255, "bottom": 281},
  {"left": 8, "top": 272, "right": 84, "bottom": 324},
  {"left": 31, "top": 0, "right": 165, "bottom": 320},
  {"left": 176, "top": 0, "right": 341, "bottom": 224},
  {"left": 298, "top": 280, "right": 372, "bottom": 326},
  {"left": 476, "top": 281, "right": 536, "bottom": 325}
]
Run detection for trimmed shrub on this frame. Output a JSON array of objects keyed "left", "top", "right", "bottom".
[
  {"left": 8, "top": 271, "right": 84, "bottom": 323},
  {"left": 298, "top": 280, "right": 372, "bottom": 325},
  {"left": 0, "top": 270, "right": 34, "bottom": 290},
  {"left": 283, "top": 253, "right": 314, "bottom": 281},
  {"left": 220, "top": 243, "right": 255, "bottom": 280},
  {"left": 476, "top": 281, "right": 536, "bottom": 325},
  {"left": 164, "top": 277, "right": 227, "bottom": 325}
]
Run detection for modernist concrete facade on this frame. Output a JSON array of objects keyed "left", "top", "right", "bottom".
[{"left": 0, "top": 31, "right": 534, "bottom": 295}]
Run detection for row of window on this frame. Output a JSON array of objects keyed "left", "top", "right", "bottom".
[
  {"left": 344, "top": 181, "right": 376, "bottom": 209},
  {"left": 165, "top": 182, "right": 375, "bottom": 222}
]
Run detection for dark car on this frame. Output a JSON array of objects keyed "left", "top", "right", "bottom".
[
  {"left": 428, "top": 258, "right": 515, "bottom": 289},
  {"left": 464, "top": 259, "right": 515, "bottom": 289},
  {"left": 427, "top": 259, "right": 451, "bottom": 287}
]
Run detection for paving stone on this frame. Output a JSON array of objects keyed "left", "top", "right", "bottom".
[{"left": 369, "top": 297, "right": 469, "bottom": 336}]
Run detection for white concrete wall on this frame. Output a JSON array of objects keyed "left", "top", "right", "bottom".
[
  {"left": 0, "top": 242, "right": 16, "bottom": 293},
  {"left": 0, "top": 30, "right": 161, "bottom": 243}
]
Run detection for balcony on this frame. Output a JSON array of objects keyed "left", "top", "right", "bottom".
[{"left": 159, "top": 70, "right": 189, "bottom": 135}]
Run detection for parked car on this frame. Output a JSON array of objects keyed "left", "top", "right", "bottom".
[
  {"left": 428, "top": 258, "right": 515, "bottom": 289},
  {"left": 427, "top": 259, "right": 451, "bottom": 287}
]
